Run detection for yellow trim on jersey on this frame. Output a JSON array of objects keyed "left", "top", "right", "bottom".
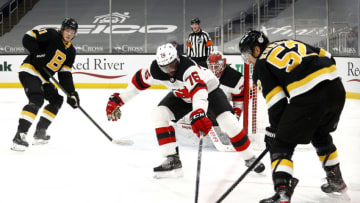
[
  {"left": 28, "top": 30, "right": 37, "bottom": 39},
  {"left": 319, "top": 48, "right": 327, "bottom": 57},
  {"left": 43, "top": 109, "right": 56, "bottom": 119},
  {"left": 265, "top": 86, "right": 286, "bottom": 109},
  {"left": 318, "top": 150, "right": 338, "bottom": 162},
  {"left": 62, "top": 39, "right": 72, "bottom": 48},
  {"left": 62, "top": 65, "right": 72, "bottom": 71},
  {"left": 20, "top": 63, "right": 49, "bottom": 82},
  {"left": 271, "top": 159, "right": 293, "bottom": 170},
  {"left": 287, "top": 65, "right": 337, "bottom": 98},
  {"left": 21, "top": 110, "right": 36, "bottom": 120}
]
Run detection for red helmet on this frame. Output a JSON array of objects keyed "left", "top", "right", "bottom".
[{"left": 207, "top": 51, "right": 226, "bottom": 78}]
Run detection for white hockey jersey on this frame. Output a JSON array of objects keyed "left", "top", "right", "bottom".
[{"left": 119, "top": 55, "right": 219, "bottom": 112}]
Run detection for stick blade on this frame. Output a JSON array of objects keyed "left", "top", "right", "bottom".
[{"left": 112, "top": 138, "right": 134, "bottom": 145}]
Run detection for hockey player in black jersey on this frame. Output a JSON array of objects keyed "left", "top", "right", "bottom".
[
  {"left": 106, "top": 43, "right": 265, "bottom": 178},
  {"left": 239, "top": 30, "right": 347, "bottom": 202},
  {"left": 11, "top": 18, "right": 80, "bottom": 151}
]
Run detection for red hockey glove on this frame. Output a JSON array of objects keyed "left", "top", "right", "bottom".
[
  {"left": 106, "top": 93, "right": 124, "bottom": 121},
  {"left": 233, "top": 107, "right": 242, "bottom": 120},
  {"left": 189, "top": 108, "right": 213, "bottom": 138}
]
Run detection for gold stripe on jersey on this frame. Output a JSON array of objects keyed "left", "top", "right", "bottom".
[
  {"left": 42, "top": 109, "right": 56, "bottom": 122},
  {"left": 26, "top": 30, "right": 37, "bottom": 39},
  {"left": 319, "top": 150, "right": 339, "bottom": 167},
  {"left": 318, "top": 48, "right": 332, "bottom": 58},
  {"left": 62, "top": 65, "right": 72, "bottom": 71},
  {"left": 319, "top": 48, "right": 327, "bottom": 57},
  {"left": 287, "top": 65, "right": 338, "bottom": 99},
  {"left": 21, "top": 110, "right": 36, "bottom": 120},
  {"left": 43, "top": 109, "right": 56, "bottom": 119},
  {"left": 265, "top": 86, "right": 286, "bottom": 109},
  {"left": 20, "top": 63, "right": 48, "bottom": 83},
  {"left": 62, "top": 39, "right": 72, "bottom": 48},
  {"left": 271, "top": 159, "right": 293, "bottom": 175}
]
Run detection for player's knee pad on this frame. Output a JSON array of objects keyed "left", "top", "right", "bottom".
[
  {"left": 27, "top": 102, "right": 41, "bottom": 112},
  {"left": 152, "top": 106, "right": 175, "bottom": 128},
  {"left": 29, "top": 93, "right": 44, "bottom": 108},
  {"left": 311, "top": 133, "right": 336, "bottom": 155},
  {"left": 216, "top": 111, "right": 242, "bottom": 137},
  {"left": 270, "top": 139, "right": 296, "bottom": 159},
  {"left": 314, "top": 143, "right": 337, "bottom": 157},
  {"left": 271, "top": 152, "right": 292, "bottom": 162},
  {"left": 49, "top": 95, "right": 64, "bottom": 110}
]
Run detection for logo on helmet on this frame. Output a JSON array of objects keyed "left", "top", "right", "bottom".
[{"left": 161, "top": 53, "right": 166, "bottom": 58}]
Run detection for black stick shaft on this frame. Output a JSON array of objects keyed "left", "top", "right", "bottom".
[
  {"left": 216, "top": 148, "right": 269, "bottom": 203},
  {"left": 42, "top": 68, "right": 113, "bottom": 142},
  {"left": 195, "top": 133, "right": 204, "bottom": 203}
]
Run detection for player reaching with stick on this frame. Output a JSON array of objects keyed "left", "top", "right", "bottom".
[
  {"left": 11, "top": 18, "right": 79, "bottom": 151},
  {"left": 239, "top": 30, "right": 348, "bottom": 202},
  {"left": 106, "top": 43, "right": 265, "bottom": 178}
]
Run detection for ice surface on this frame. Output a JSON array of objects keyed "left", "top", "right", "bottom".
[{"left": 0, "top": 88, "right": 359, "bottom": 203}]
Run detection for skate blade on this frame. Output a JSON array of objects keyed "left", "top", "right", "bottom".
[
  {"left": 32, "top": 139, "right": 49, "bottom": 145},
  {"left": 10, "top": 143, "right": 28, "bottom": 152},
  {"left": 153, "top": 168, "right": 184, "bottom": 179},
  {"left": 326, "top": 191, "right": 351, "bottom": 201}
]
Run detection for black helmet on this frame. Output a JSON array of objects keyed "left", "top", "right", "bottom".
[
  {"left": 61, "top": 18, "right": 78, "bottom": 33},
  {"left": 238, "top": 30, "right": 269, "bottom": 56},
  {"left": 191, "top": 17, "right": 200, "bottom": 25}
]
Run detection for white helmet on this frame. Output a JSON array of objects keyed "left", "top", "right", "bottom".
[{"left": 156, "top": 43, "right": 179, "bottom": 66}]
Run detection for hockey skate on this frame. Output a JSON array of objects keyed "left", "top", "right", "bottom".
[
  {"left": 260, "top": 177, "right": 299, "bottom": 203},
  {"left": 11, "top": 131, "right": 29, "bottom": 151},
  {"left": 245, "top": 156, "right": 266, "bottom": 173},
  {"left": 32, "top": 128, "right": 51, "bottom": 145},
  {"left": 322, "top": 164, "right": 347, "bottom": 193},
  {"left": 153, "top": 154, "right": 183, "bottom": 179}
]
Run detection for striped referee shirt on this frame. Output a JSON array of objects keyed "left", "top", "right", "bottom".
[{"left": 186, "top": 29, "right": 213, "bottom": 64}]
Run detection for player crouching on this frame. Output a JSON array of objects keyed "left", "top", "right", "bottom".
[{"left": 106, "top": 43, "right": 265, "bottom": 179}]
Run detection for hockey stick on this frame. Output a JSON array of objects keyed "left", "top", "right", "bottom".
[
  {"left": 208, "top": 127, "right": 235, "bottom": 152},
  {"left": 194, "top": 131, "right": 204, "bottom": 203},
  {"left": 215, "top": 148, "right": 269, "bottom": 203},
  {"left": 42, "top": 68, "right": 133, "bottom": 145}
]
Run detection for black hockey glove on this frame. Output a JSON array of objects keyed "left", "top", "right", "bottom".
[
  {"left": 67, "top": 91, "right": 79, "bottom": 109},
  {"left": 265, "top": 127, "right": 276, "bottom": 150},
  {"left": 32, "top": 53, "right": 47, "bottom": 70}
]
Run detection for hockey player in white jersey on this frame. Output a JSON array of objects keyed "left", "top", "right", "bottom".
[{"left": 106, "top": 43, "right": 265, "bottom": 178}]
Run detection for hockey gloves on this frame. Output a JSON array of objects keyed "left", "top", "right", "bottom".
[
  {"left": 67, "top": 91, "right": 80, "bottom": 109},
  {"left": 32, "top": 53, "right": 47, "bottom": 70},
  {"left": 265, "top": 126, "right": 276, "bottom": 150},
  {"left": 106, "top": 93, "right": 124, "bottom": 121},
  {"left": 233, "top": 107, "right": 242, "bottom": 120},
  {"left": 190, "top": 108, "right": 213, "bottom": 138}
]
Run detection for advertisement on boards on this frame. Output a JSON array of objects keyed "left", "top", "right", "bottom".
[{"left": 0, "top": 55, "right": 359, "bottom": 99}]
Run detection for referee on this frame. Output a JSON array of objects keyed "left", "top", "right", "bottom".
[{"left": 186, "top": 17, "right": 214, "bottom": 67}]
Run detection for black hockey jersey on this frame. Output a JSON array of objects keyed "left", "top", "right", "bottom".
[
  {"left": 20, "top": 28, "right": 76, "bottom": 92},
  {"left": 253, "top": 39, "right": 339, "bottom": 128}
]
